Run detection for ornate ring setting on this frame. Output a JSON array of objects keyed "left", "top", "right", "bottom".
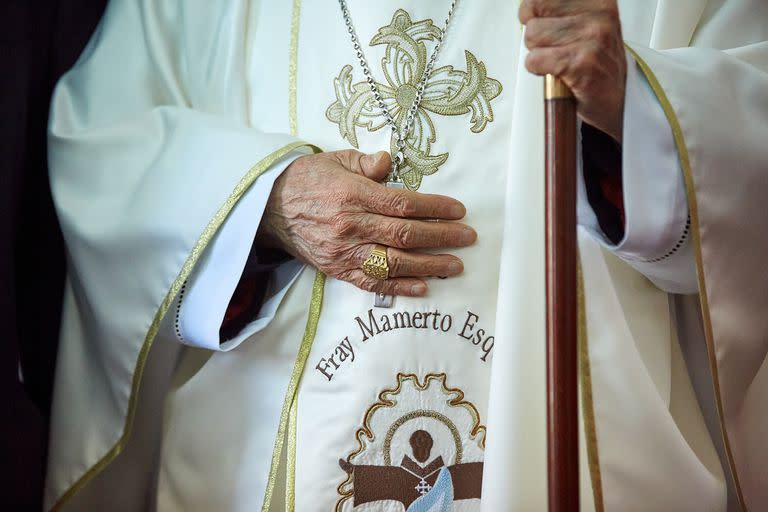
[{"left": 361, "top": 244, "right": 390, "bottom": 281}]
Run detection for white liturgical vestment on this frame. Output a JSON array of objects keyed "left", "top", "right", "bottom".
[{"left": 45, "top": 1, "right": 768, "bottom": 511}]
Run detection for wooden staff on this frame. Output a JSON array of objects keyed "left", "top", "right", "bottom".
[{"left": 544, "top": 74, "right": 579, "bottom": 512}]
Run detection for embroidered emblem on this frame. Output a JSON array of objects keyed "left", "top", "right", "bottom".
[
  {"left": 326, "top": 10, "right": 503, "bottom": 190},
  {"left": 336, "top": 373, "right": 485, "bottom": 511}
]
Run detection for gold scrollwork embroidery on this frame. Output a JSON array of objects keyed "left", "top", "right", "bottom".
[{"left": 326, "top": 9, "right": 503, "bottom": 190}]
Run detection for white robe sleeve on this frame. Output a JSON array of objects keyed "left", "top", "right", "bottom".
[
  {"left": 625, "top": 32, "right": 768, "bottom": 509},
  {"left": 50, "top": 0, "right": 317, "bottom": 359},
  {"left": 170, "top": 152, "right": 305, "bottom": 351},
  {"left": 578, "top": 49, "right": 697, "bottom": 294}
]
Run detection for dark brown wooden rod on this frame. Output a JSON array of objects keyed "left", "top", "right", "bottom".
[{"left": 544, "top": 74, "right": 579, "bottom": 512}]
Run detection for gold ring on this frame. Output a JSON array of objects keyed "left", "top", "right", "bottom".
[{"left": 362, "top": 244, "right": 389, "bottom": 281}]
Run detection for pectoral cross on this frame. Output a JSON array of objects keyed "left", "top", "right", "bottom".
[
  {"left": 374, "top": 175, "right": 404, "bottom": 309},
  {"left": 374, "top": 155, "right": 406, "bottom": 309}
]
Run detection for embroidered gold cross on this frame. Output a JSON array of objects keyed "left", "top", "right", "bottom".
[{"left": 326, "top": 9, "right": 503, "bottom": 191}]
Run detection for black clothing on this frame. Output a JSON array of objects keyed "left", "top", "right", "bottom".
[{"left": 0, "top": 1, "right": 106, "bottom": 509}]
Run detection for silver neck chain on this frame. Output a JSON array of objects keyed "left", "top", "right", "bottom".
[{"left": 337, "top": 0, "right": 458, "bottom": 181}]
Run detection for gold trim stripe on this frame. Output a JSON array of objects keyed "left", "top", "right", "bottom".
[
  {"left": 285, "top": 397, "right": 299, "bottom": 512},
  {"left": 626, "top": 45, "right": 746, "bottom": 512},
  {"left": 578, "top": 259, "right": 604, "bottom": 512},
  {"left": 288, "top": 0, "right": 301, "bottom": 136},
  {"left": 261, "top": 271, "right": 326, "bottom": 511},
  {"left": 277, "top": 2, "right": 306, "bottom": 511},
  {"left": 49, "top": 141, "right": 317, "bottom": 511}
]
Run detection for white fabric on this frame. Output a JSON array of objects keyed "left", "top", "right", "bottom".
[
  {"left": 158, "top": 265, "right": 315, "bottom": 512},
  {"left": 629, "top": 4, "right": 768, "bottom": 506},
  {"left": 43, "top": 0, "right": 312, "bottom": 508},
  {"left": 579, "top": 49, "right": 696, "bottom": 294},
  {"left": 577, "top": 233, "right": 725, "bottom": 511},
  {"left": 481, "top": 42, "right": 549, "bottom": 510},
  {"left": 172, "top": 152, "right": 304, "bottom": 350},
  {"left": 44, "top": 1, "right": 767, "bottom": 511}
]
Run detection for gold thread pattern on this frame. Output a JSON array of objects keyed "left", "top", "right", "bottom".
[
  {"left": 626, "top": 45, "right": 746, "bottom": 512},
  {"left": 335, "top": 373, "right": 486, "bottom": 511},
  {"left": 288, "top": 0, "right": 301, "bottom": 136},
  {"left": 50, "top": 141, "right": 319, "bottom": 512},
  {"left": 275, "top": 2, "right": 308, "bottom": 511},
  {"left": 326, "top": 9, "right": 503, "bottom": 191},
  {"left": 578, "top": 259, "right": 604, "bottom": 512},
  {"left": 285, "top": 382, "right": 299, "bottom": 512}
]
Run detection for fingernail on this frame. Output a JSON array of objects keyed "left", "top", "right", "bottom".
[
  {"left": 450, "top": 204, "right": 465, "bottom": 218},
  {"left": 448, "top": 262, "right": 462, "bottom": 274},
  {"left": 366, "top": 150, "right": 386, "bottom": 167},
  {"left": 461, "top": 228, "right": 477, "bottom": 244},
  {"left": 411, "top": 283, "right": 427, "bottom": 295}
]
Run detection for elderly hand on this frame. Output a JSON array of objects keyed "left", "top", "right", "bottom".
[
  {"left": 520, "top": 0, "right": 627, "bottom": 142},
  {"left": 257, "top": 149, "right": 476, "bottom": 297}
]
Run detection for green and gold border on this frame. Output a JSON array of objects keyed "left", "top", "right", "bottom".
[{"left": 627, "top": 45, "right": 746, "bottom": 512}]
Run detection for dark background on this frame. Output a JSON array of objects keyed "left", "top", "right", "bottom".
[{"left": 1, "top": 1, "right": 106, "bottom": 509}]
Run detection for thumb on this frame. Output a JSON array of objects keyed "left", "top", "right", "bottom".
[{"left": 356, "top": 150, "right": 392, "bottom": 182}]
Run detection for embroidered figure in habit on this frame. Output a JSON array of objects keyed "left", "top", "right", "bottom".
[
  {"left": 326, "top": 9, "right": 503, "bottom": 191},
  {"left": 336, "top": 373, "right": 485, "bottom": 511}
]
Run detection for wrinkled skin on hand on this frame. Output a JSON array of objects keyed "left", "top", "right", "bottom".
[
  {"left": 257, "top": 149, "right": 477, "bottom": 297},
  {"left": 520, "top": 0, "right": 627, "bottom": 142}
]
